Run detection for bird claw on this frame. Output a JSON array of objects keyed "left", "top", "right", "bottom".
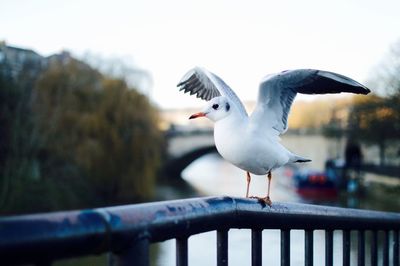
[{"left": 249, "top": 196, "right": 272, "bottom": 207}]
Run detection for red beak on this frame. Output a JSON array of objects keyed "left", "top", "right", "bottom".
[{"left": 189, "top": 112, "right": 206, "bottom": 119}]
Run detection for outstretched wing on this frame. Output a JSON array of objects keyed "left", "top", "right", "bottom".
[
  {"left": 250, "top": 69, "right": 370, "bottom": 134},
  {"left": 177, "top": 67, "right": 248, "bottom": 117}
]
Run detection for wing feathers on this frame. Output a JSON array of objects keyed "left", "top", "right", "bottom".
[
  {"left": 296, "top": 70, "right": 370, "bottom": 95},
  {"left": 177, "top": 67, "right": 221, "bottom": 101},
  {"left": 251, "top": 69, "right": 370, "bottom": 135},
  {"left": 177, "top": 67, "right": 248, "bottom": 117}
]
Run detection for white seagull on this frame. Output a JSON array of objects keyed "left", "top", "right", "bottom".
[{"left": 177, "top": 67, "right": 370, "bottom": 206}]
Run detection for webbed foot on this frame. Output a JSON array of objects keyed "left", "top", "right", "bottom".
[{"left": 250, "top": 196, "right": 272, "bottom": 207}]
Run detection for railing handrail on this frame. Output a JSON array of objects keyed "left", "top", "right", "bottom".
[{"left": 1, "top": 196, "right": 400, "bottom": 265}]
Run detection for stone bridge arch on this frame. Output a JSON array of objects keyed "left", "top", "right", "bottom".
[{"left": 163, "top": 133, "right": 217, "bottom": 179}]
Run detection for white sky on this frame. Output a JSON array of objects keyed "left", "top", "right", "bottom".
[{"left": 1, "top": 0, "right": 400, "bottom": 109}]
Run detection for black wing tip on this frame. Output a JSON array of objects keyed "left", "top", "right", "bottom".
[
  {"left": 314, "top": 70, "right": 372, "bottom": 95},
  {"left": 347, "top": 84, "right": 371, "bottom": 95},
  {"left": 295, "top": 159, "right": 312, "bottom": 163},
  {"left": 362, "top": 87, "right": 371, "bottom": 95},
  {"left": 327, "top": 70, "right": 372, "bottom": 92}
]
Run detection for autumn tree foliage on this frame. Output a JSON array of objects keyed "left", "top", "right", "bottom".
[
  {"left": 0, "top": 55, "right": 43, "bottom": 212},
  {"left": 348, "top": 92, "right": 400, "bottom": 166},
  {"left": 0, "top": 53, "right": 164, "bottom": 214},
  {"left": 346, "top": 41, "right": 400, "bottom": 166}
]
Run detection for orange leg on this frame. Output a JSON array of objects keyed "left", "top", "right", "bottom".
[
  {"left": 245, "top": 171, "right": 251, "bottom": 198},
  {"left": 265, "top": 171, "right": 272, "bottom": 206},
  {"left": 250, "top": 171, "right": 273, "bottom": 206}
]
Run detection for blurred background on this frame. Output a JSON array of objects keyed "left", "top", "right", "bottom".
[{"left": 1, "top": 0, "right": 400, "bottom": 265}]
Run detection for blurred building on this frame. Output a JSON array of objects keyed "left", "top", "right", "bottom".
[
  {"left": 0, "top": 41, "right": 45, "bottom": 79},
  {"left": 0, "top": 41, "right": 75, "bottom": 81}
]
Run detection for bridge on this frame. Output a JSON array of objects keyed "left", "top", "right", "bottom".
[
  {"left": 163, "top": 130, "right": 217, "bottom": 179},
  {"left": 163, "top": 128, "right": 400, "bottom": 183}
]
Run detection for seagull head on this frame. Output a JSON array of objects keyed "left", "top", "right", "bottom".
[{"left": 189, "top": 96, "right": 231, "bottom": 122}]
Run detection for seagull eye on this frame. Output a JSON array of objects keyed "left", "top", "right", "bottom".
[{"left": 212, "top": 104, "right": 219, "bottom": 110}]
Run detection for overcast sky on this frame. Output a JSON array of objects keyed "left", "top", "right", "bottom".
[{"left": 1, "top": 0, "right": 400, "bottom": 109}]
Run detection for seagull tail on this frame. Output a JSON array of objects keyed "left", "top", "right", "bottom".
[{"left": 290, "top": 154, "right": 312, "bottom": 163}]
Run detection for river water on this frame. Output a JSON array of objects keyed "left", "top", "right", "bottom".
[
  {"left": 153, "top": 134, "right": 400, "bottom": 266},
  {"left": 56, "top": 135, "right": 399, "bottom": 266}
]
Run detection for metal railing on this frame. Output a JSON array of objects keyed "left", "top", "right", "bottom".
[{"left": 1, "top": 196, "right": 400, "bottom": 265}]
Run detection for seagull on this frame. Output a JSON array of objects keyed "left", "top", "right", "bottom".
[{"left": 177, "top": 67, "right": 370, "bottom": 206}]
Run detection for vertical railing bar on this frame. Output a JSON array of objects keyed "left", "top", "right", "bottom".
[
  {"left": 383, "top": 230, "right": 389, "bottom": 266},
  {"left": 35, "top": 261, "right": 52, "bottom": 266},
  {"left": 343, "top": 230, "right": 350, "bottom": 266},
  {"left": 325, "top": 230, "right": 333, "bottom": 266},
  {"left": 305, "top": 230, "right": 313, "bottom": 266},
  {"left": 176, "top": 237, "right": 188, "bottom": 266},
  {"left": 371, "top": 231, "right": 378, "bottom": 266},
  {"left": 252, "top": 229, "right": 262, "bottom": 266},
  {"left": 217, "top": 230, "right": 228, "bottom": 266},
  {"left": 116, "top": 238, "right": 149, "bottom": 266},
  {"left": 358, "top": 230, "right": 365, "bottom": 266},
  {"left": 107, "top": 252, "right": 115, "bottom": 266},
  {"left": 281, "top": 229, "right": 290, "bottom": 266},
  {"left": 394, "top": 231, "right": 399, "bottom": 266}
]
